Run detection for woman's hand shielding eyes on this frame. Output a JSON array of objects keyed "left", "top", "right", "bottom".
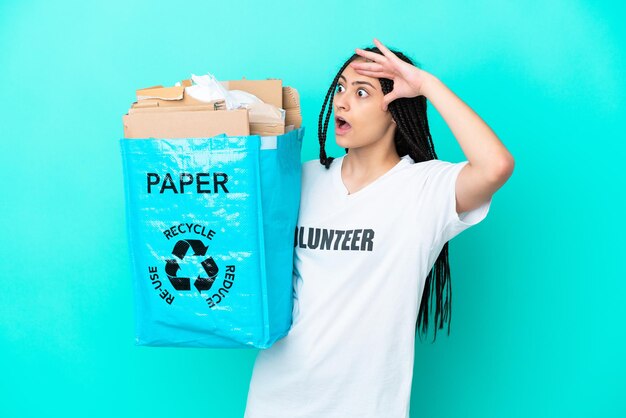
[{"left": 351, "top": 38, "right": 432, "bottom": 111}]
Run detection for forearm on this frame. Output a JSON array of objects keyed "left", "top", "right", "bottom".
[{"left": 421, "top": 74, "right": 514, "bottom": 179}]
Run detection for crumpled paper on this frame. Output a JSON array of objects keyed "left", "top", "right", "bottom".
[{"left": 176, "top": 72, "right": 285, "bottom": 123}]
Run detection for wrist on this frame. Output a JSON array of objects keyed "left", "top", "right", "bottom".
[{"left": 420, "top": 73, "right": 440, "bottom": 98}]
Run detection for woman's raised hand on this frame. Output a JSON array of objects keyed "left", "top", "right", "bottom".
[{"left": 351, "top": 38, "right": 431, "bottom": 111}]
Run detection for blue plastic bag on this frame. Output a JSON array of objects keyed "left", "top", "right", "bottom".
[{"left": 119, "top": 127, "right": 304, "bottom": 348}]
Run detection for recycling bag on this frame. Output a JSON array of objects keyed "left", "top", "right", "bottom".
[{"left": 119, "top": 127, "right": 304, "bottom": 348}]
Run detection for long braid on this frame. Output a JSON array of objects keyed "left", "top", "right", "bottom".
[
  {"left": 317, "top": 46, "right": 454, "bottom": 343},
  {"left": 318, "top": 60, "right": 353, "bottom": 168}
]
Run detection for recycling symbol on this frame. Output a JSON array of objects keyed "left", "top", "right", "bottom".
[{"left": 165, "top": 239, "right": 219, "bottom": 292}]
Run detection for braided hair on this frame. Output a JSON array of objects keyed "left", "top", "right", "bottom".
[{"left": 317, "top": 46, "right": 452, "bottom": 343}]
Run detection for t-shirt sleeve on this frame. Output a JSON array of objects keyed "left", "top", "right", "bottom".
[{"left": 422, "top": 160, "right": 492, "bottom": 243}]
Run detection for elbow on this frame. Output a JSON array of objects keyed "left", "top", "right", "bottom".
[{"left": 488, "top": 154, "right": 515, "bottom": 184}]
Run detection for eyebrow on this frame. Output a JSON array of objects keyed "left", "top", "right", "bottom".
[{"left": 339, "top": 75, "right": 377, "bottom": 90}]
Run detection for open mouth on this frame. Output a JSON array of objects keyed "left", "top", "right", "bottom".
[{"left": 335, "top": 116, "right": 352, "bottom": 135}]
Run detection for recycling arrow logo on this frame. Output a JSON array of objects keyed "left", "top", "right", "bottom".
[{"left": 165, "top": 239, "right": 219, "bottom": 292}]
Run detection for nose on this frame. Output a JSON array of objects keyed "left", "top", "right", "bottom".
[{"left": 333, "top": 89, "right": 349, "bottom": 112}]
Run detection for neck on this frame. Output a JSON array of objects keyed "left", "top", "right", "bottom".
[{"left": 342, "top": 146, "right": 401, "bottom": 179}]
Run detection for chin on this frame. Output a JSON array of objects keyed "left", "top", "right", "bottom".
[
  {"left": 335, "top": 138, "right": 355, "bottom": 150},
  {"left": 335, "top": 135, "right": 372, "bottom": 151},
  {"left": 335, "top": 131, "right": 357, "bottom": 145}
]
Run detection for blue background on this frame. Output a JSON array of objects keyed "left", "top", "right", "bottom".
[{"left": 1, "top": 1, "right": 624, "bottom": 417}]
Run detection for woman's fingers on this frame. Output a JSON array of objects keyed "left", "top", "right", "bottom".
[
  {"left": 352, "top": 68, "right": 395, "bottom": 80},
  {"left": 354, "top": 47, "right": 386, "bottom": 63},
  {"left": 373, "top": 38, "right": 396, "bottom": 60},
  {"left": 351, "top": 60, "right": 395, "bottom": 78},
  {"left": 353, "top": 38, "right": 400, "bottom": 80},
  {"left": 350, "top": 61, "right": 384, "bottom": 72},
  {"left": 355, "top": 39, "right": 397, "bottom": 64}
]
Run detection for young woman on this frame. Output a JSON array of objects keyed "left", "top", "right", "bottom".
[{"left": 245, "top": 38, "right": 514, "bottom": 418}]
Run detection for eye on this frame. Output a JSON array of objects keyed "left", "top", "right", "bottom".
[{"left": 335, "top": 84, "right": 369, "bottom": 98}]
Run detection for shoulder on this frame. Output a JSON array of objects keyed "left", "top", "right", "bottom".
[
  {"left": 411, "top": 158, "right": 462, "bottom": 170},
  {"left": 302, "top": 158, "right": 337, "bottom": 173},
  {"left": 302, "top": 158, "right": 321, "bottom": 175},
  {"left": 400, "top": 159, "right": 470, "bottom": 195},
  {"left": 301, "top": 158, "right": 335, "bottom": 184},
  {"left": 404, "top": 158, "right": 466, "bottom": 177},
  {"left": 302, "top": 158, "right": 321, "bottom": 168},
  {"left": 302, "top": 157, "right": 339, "bottom": 166},
  {"left": 407, "top": 159, "right": 466, "bottom": 177}
]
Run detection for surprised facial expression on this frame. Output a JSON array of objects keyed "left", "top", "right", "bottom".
[{"left": 332, "top": 58, "right": 396, "bottom": 149}]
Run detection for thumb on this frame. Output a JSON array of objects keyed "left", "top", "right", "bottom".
[{"left": 382, "top": 91, "right": 398, "bottom": 111}]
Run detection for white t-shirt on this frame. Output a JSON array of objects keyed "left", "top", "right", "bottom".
[{"left": 244, "top": 154, "right": 492, "bottom": 418}]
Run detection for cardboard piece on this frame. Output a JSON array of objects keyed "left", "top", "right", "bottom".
[
  {"left": 128, "top": 102, "right": 225, "bottom": 114},
  {"left": 133, "top": 85, "right": 219, "bottom": 109},
  {"left": 136, "top": 86, "right": 185, "bottom": 101},
  {"left": 283, "top": 86, "right": 302, "bottom": 131},
  {"left": 122, "top": 77, "right": 302, "bottom": 139},
  {"left": 220, "top": 78, "right": 283, "bottom": 108},
  {"left": 122, "top": 108, "right": 249, "bottom": 139},
  {"left": 177, "top": 78, "right": 284, "bottom": 108}
]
